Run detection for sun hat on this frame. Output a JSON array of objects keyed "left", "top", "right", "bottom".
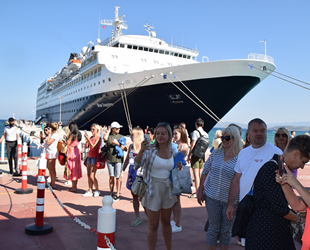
[{"left": 110, "top": 121, "right": 123, "bottom": 129}]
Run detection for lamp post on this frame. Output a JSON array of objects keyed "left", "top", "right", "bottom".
[{"left": 59, "top": 96, "right": 63, "bottom": 123}]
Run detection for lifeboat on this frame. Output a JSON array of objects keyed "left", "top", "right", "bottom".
[{"left": 68, "top": 59, "right": 82, "bottom": 71}]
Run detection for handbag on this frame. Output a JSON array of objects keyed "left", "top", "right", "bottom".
[
  {"left": 232, "top": 186, "right": 255, "bottom": 238},
  {"left": 131, "top": 148, "right": 153, "bottom": 197},
  {"left": 58, "top": 151, "right": 66, "bottom": 166},
  {"left": 290, "top": 211, "right": 306, "bottom": 245},
  {"left": 172, "top": 166, "right": 192, "bottom": 195},
  {"left": 131, "top": 176, "right": 147, "bottom": 197},
  {"left": 96, "top": 152, "right": 106, "bottom": 169},
  {"left": 57, "top": 141, "right": 63, "bottom": 152}
]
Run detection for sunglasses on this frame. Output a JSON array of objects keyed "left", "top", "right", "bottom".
[
  {"left": 275, "top": 133, "right": 287, "bottom": 138},
  {"left": 158, "top": 122, "right": 169, "bottom": 126},
  {"left": 221, "top": 136, "right": 234, "bottom": 141}
]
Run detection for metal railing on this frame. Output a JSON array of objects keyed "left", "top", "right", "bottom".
[{"left": 248, "top": 53, "right": 274, "bottom": 64}]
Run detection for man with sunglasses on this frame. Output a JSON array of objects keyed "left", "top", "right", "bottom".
[
  {"left": 225, "top": 118, "right": 282, "bottom": 244},
  {"left": 0, "top": 118, "right": 21, "bottom": 176}
]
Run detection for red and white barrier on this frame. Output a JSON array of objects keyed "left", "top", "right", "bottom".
[
  {"left": 97, "top": 196, "right": 116, "bottom": 250},
  {"left": 0, "top": 140, "right": 7, "bottom": 165},
  {"left": 17, "top": 139, "right": 22, "bottom": 172},
  {"left": 15, "top": 143, "right": 33, "bottom": 194},
  {"left": 25, "top": 153, "right": 53, "bottom": 235}
]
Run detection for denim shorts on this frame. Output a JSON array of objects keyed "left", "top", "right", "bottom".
[
  {"left": 87, "top": 157, "right": 97, "bottom": 165},
  {"left": 106, "top": 162, "right": 122, "bottom": 178}
]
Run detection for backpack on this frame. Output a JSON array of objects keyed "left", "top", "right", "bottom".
[{"left": 192, "top": 130, "right": 209, "bottom": 159}]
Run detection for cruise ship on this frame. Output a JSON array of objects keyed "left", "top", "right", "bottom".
[{"left": 35, "top": 6, "right": 276, "bottom": 134}]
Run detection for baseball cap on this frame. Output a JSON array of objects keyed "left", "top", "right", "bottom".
[{"left": 110, "top": 121, "right": 123, "bottom": 129}]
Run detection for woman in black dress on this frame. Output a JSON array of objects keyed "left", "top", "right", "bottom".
[{"left": 246, "top": 154, "right": 300, "bottom": 250}]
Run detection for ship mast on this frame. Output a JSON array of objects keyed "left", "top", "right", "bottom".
[{"left": 101, "top": 6, "right": 128, "bottom": 37}]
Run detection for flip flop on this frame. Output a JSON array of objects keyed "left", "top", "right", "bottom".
[
  {"left": 68, "top": 188, "right": 77, "bottom": 192},
  {"left": 131, "top": 217, "right": 142, "bottom": 227}
]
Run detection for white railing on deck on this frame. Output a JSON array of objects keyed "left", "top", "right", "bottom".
[{"left": 248, "top": 53, "right": 274, "bottom": 64}]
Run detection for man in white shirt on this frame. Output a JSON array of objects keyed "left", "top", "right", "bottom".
[
  {"left": 226, "top": 118, "right": 282, "bottom": 221},
  {"left": 188, "top": 118, "right": 209, "bottom": 198},
  {"left": 0, "top": 118, "right": 21, "bottom": 176}
]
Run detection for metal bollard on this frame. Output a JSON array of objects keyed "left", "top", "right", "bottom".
[
  {"left": 15, "top": 143, "right": 33, "bottom": 194},
  {"left": 25, "top": 153, "right": 53, "bottom": 235},
  {"left": 97, "top": 196, "right": 116, "bottom": 250}
]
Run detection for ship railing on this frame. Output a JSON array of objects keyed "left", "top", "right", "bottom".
[
  {"left": 166, "top": 43, "right": 198, "bottom": 54},
  {"left": 80, "top": 59, "right": 98, "bottom": 73},
  {"left": 100, "top": 37, "right": 119, "bottom": 47},
  {"left": 248, "top": 53, "right": 274, "bottom": 64}
]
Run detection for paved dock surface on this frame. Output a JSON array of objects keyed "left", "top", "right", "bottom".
[{"left": 0, "top": 159, "right": 306, "bottom": 250}]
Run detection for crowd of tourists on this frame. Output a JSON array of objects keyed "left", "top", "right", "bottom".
[{"left": 1, "top": 117, "right": 310, "bottom": 250}]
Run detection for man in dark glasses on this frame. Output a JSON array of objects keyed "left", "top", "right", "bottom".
[
  {"left": 0, "top": 118, "right": 21, "bottom": 176},
  {"left": 226, "top": 118, "right": 282, "bottom": 244}
]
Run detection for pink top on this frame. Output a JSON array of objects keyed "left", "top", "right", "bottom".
[
  {"left": 88, "top": 136, "right": 101, "bottom": 158},
  {"left": 70, "top": 139, "right": 80, "bottom": 147}
]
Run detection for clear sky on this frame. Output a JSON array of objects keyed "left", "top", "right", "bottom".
[{"left": 0, "top": 0, "right": 309, "bottom": 126}]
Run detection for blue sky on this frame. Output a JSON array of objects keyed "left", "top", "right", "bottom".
[{"left": 0, "top": 0, "right": 309, "bottom": 127}]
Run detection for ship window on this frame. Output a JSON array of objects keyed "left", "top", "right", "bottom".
[
  {"left": 98, "top": 81, "right": 100, "bottom": 85},
  {"left": 108, "top": 78, "right": 111, "bottom": 81},
  {"left": 149, "top": 48, "right": 153, "bottom": 52},
  {"left": 187, "top": 56, "right": 191, "bottom": 59},
  {"left": 174, "top": 53, "right": 178, "bottom": 57},
  {"left": 183, "top": 55, "right": 186, "bottom": 58},
  {"left": 133, "top": 45, "right": 138, "bottom": 50},
  {"left": 120, "top": 44, "right": 125, "bottom": 48},
  {"left": 154, "top": 49, "right": 158, "bottom": 53},
  {"left": 144, "top": 47, "right": 148, "bottom": 51},
  {"left": 165, "top": 51, "right": 169, "bottom": 55},
  {"left": 113, "top": 43, "right": 119, "bottom": 47},
  {"left": 83, "top": 98, "right": 85, "bottom": 100},
  {"left": 90, "top": 72, "right": 93, "bottom": 80},
  {"left": 179, "top": 54, "right": 182, "bottom": 57},
  {"left": 192, "top": 57, "right": 196, "bottom": 60},
  {"left": 138, "top": 47, "right": 143, "bottom": 51},
  {"left": 159, "top": 50, "right": 164, "bottom": 54},
  {"left": 127, "top": 45, "right": 132, "bottom": 49},
  {"left": 87, "top": 85, "right": 89, "bottom": 88},
  {"left": 170, "top": 52, "right": 174, "bottom": 56},
  {"left": 102, "top": 80, "right": 105, "bottom": 83},
  {"left": 94, "top": 69, "right": 97, "bottom": 78}
]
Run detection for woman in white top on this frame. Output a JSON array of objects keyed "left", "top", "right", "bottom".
[
  {"left": 135, "top": 123, "right": 182, "bottom": 250},
  {"left": 171, "top": 125, "right": 189, "bottom": 233},
  {"left": 44, "top": 123, "right": 59, "bottom": 188}
]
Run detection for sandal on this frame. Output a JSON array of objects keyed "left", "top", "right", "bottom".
[{"left": 131, "top": 217, "right": 142, "bottom": 227}]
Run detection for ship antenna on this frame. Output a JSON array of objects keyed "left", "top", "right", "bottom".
[
  {"left": 259, "top": 39, "right": 267, "bottom": 60},
  {"left": 101, "top": 6, "right": 128, "bottom": 38},
  {"left": 97, "top": 12, "right": 101, "bottom": 44}
]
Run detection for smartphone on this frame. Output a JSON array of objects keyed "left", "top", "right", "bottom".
[
  {"left": 278, "top": 155, "right": 285, "bottom": 176},
  {"left": 144, "top": 134, "right": 150, "bottom": 143}
]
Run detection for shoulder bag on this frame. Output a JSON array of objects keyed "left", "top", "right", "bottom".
[
  {"left": 132, "top": 148, "right": 152, "bottom": 197},
  {"left": 172, "top": 165, "right": 192, "bottom": 195}
]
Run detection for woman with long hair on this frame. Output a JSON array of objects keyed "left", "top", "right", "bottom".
[
  {"left": 123, "top": 127, "right": 145, "bottom": 226},
  {"left": 63, "top": 122, "right": 82, "bottom": 192},
  {"left": 197, "top": 126, "right": 243, "bottom": 250},
  {"left": 171, "top": 125, "right": 189, "bottom": 233},
  {"left": 83, "top": 123, "right": 101, "bottom": 197},
  {"left": 274, "top": 127, "right": 298, "bottom": 177},
  {"left": 135, "top": 122, "right": 182, "bottom": 250},
  {"left": 44, "top": 122, "right": 59, "bottom": 188}
]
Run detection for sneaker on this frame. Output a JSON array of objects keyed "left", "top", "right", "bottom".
[
  {"left": 238, "top": 238, "right": 245, "bottom": 247},
  {"left": 189, "top": 193, "right": 196, "bottom": 198},
  {"left": 47, "top": 176, "right": 51, "bottom": 183},
  {"left": 93, "top": 190, "right": 100, "bottom": 197},
  {"left": 113, "top": 195, "right": 120, "bottom": 202},
  {"left": 172, "top": 225, "right": 182, "bottom": 233},
  {"left": 82, "top": 191, "right": 93, "bottom": 197},
  {"left": 13, "top": 172, "right": 22, "bottom": 176},
  {"left": 170, "top": 220, "right": 176, "bottom": 227}
]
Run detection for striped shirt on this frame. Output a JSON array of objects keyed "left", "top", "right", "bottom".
[{"left": 202, "top": 149, "right": 238, "bottom": 204}]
